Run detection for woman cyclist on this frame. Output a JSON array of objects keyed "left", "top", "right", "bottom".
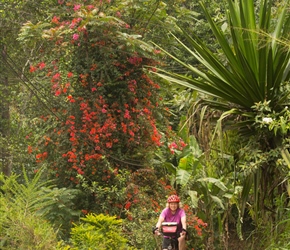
[{"left": 153, "top": 195, "right": 187, "bottom": 250}]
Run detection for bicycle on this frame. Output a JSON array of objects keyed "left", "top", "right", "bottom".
[{"left": 153, "top": 222, "right": 179, "bottom": 250}]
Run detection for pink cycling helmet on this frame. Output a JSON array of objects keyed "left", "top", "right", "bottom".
[{"left": 167, "top": 195, "right": 180, "bottom": 203}]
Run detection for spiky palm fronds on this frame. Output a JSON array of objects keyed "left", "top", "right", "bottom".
[{"left": 154, "top": 0, "right": 290, "bottom": 136}]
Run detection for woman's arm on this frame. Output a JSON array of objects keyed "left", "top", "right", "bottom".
[
  {"left": 153, "top": 215, "right": 165, "bottom": 235},
  {"left": 181, "top": 215, "right": 187, "bottom": 234},
  {"left": 156, "top": 215, "right": 165, "bottom": 230}
]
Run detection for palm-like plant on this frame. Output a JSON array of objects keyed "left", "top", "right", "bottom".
[
  {"left": 154, "top": 0, "right": 290, "bottom": 236},
  {"left": 156, "top": 0, "right": 290, "bottom": 130}
]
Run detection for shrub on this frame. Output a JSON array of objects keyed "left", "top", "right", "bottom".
[
  {"left": 0, "top": 212, "right": 58, "bottom": 250},
  {"left": 64, "top": 213, "right": 136, "bottom": 250},
  {"left": 0, "top": 170, "right": 58, "bottom": 249}
]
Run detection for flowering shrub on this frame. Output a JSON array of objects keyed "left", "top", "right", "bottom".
[
  {"left": 21, "top": 1, "right": 163, "bottom": 188},
  {"left": 183, "top": 204, "right": 208, "bottom": 249},
  {"left": 168, "top": 139, "right": 187, "bottom": 154}
]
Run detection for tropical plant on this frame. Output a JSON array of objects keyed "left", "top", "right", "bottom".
[
  {"left": 167, "top": 133, "right": 240, "bottom": 249},
  {"left": 0, "top": 168, "right": 58, "bottom": 249},
  {"left": 153, "top": 0, "right": 290, "bottom": 244},
  {"left": 61, "top": 213, "right": 136, "bottom": 250},
  {"left": 41, "top": 187, "right": 82, "bottom": 240}
]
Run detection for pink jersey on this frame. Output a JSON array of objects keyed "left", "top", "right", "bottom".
[{"left": 161, "top": 207, "right": 186, "bottom": 233}]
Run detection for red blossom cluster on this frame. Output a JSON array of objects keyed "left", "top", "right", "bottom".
[
  {"left": 35, "top": 151, "right": 48, "bottom": 163},
  {"left": 183, "top": 204, "right": 208, "bottom": 236},
  {"left": 29, "top": 1, "right": 163, "bottom": 187},
  {"left": 29, "top": 62, "right": 46, "bottom": 72},
  {"left": 168, "top": 139, "right": 187, "bottom": 154}
]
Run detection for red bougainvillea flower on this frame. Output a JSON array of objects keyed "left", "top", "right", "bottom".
[
  {"left": 81, "top": 209, "right": 88, "bottom": 214},
  {"left": 38, "top": 62, "right": 46, "bottom": 69},
  {"left": 52, "top": 16, "right": 60, "bottom": 24},
  {"left": 72, "top": 33, "right": 80, "bottom": 40},
  {"left": 27, "top": 145, "right": 33, "bottom": 154},
  {"left": 73, "top": 4, "right": 81, "bottom": 11},
  {"left": 29, "top": 65, "right": 37, "bottom": 73}
]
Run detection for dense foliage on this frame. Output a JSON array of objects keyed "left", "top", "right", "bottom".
[
  {"left": 1, "top": 0, "right": 290, "bottom": 249},
  {"left": 155, "top": 0, "right": 290, "bottom": 248},
  {"left": 0, "top": 170, "right": 59, "bottom": 249}
]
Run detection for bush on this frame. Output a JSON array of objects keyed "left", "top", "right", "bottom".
[
  {"left": 0, "top": 212, "right": 58, "bottom": 250},
  {"left": 62, "top": 213, "right": 136, "bottom": 250},
  {"left": 0, "top": 170, "right": 58, "bottom": 249}
]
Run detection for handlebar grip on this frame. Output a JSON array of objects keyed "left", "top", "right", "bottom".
[{"left": 152, "top": 226, "right": 158, "bottom": 234}]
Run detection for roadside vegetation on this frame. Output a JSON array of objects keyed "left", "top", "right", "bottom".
[{"left": 0, "top": 0, "right": 290, "bottom": 249}]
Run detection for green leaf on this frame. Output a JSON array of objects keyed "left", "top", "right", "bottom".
[
  {"left": 281, "top": 149, "right": 290, "bottom": 169},
  {"left": 210, "top": 194, "right": 225, "bottom": 210},
  {"left": 240, "top": 174, "right": 253, "bottom": 217},
  {"left": 163, "top": 162, "right": 177, "bottom": 175},
  {"left": 176, "top": 169, "right": 191, "bottom": 186},
  {"left": 198, "top": 177, "right": 228, "bottom": 192},
  {"left": 188, "top": 190, "right": 199, "bottom": 208}
]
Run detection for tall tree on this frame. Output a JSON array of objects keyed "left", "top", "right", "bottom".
[{"left": 154, "top": 0, "right": 290, "bottom": 240}]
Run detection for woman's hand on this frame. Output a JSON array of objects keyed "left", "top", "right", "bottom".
[
  {"left": 152, "top": 227, "right": 160, "bottom": 235},
  {"left": 155, "top": 228, "right": 161, "bottom": 236},
  {"left": 180, "top": 228, "right": 187, "bottom": 236}
]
